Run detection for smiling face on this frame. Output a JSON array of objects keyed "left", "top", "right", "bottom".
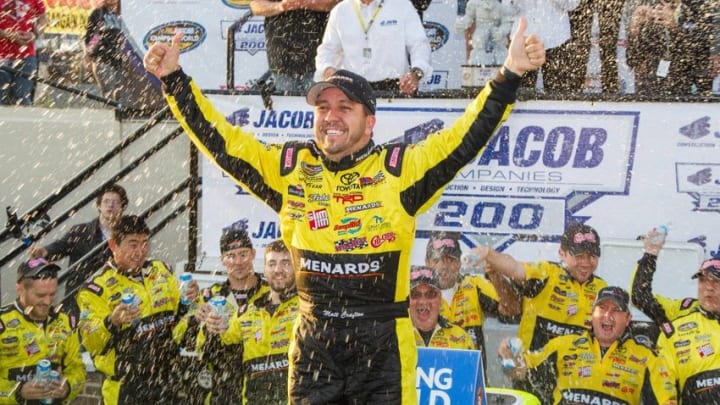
[
  {"left": 410, "top": 283, "right": 442, "bottom": 332},
  {"left": 559, "top": 249, "right": 599, "bottom": 284},
  {"left": 313, "top": 87, "right": 375, "bottom": 162},
  {"left": 109, "top": 233, "right": 149, "bottom": 272},
  {"left": 17, "top": 278, "right": 58, "bottom": 321},
  {"left": 264, "top": 250, "right": 294, "bottom": 293},
  {"left": 591, "top": 300, "right": 631, "bottom": 348}
]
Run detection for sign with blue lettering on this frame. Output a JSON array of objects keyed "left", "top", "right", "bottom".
[
  {"left": 197, "top": 95, "right": 720, "bottom": 314},
  {"left": 416, "top": 347, "right": 485, "bottom": 405}
]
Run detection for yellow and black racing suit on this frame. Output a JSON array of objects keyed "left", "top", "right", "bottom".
[
  {"left": 518, "top": 261, "right": 607, "bottom": 352},
  {"left": 515, "top": 261, "right": 607, "bottom": 403},
  {"left": 172, "top": 279, "right": 268, "bottom": 404},
  {"left": 631, "top": 252, "right": 698, "bottom": 326},
  {"left": 77, "top": 260, "right": 188, "bottom": 405},
  {"left": 441, "top": 273, "right": 506, "bottom": 366},
  {"left": 658, "top": 308, "right": 720, "bottom": 403},
  {"left": 524, "top": 330, "right": 677, "bottom": 404},
  {"left": 162, "top": 67, "right": 520, "bottom": 403},
  {"left": 414, "top": 316, "right": 475, "bottom": 350},
  {"left": 0, "top": 302, "right": 85, "bottom": 404},
  {"left": 220, "top": 290, "right": 299, "bottom": 404}
]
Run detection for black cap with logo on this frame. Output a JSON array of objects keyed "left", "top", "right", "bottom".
[
  {"left": 560, "top": 222, "right": 601, "bottom": 257},
  {"left": 306, "top": 70, "right": 376, "bottom": 115},
  {"left": 593, "top": 286, "right": 629, "bottom": 312},
  {"left": 17, "top": 258, "right": 60, "bottom": 282}
]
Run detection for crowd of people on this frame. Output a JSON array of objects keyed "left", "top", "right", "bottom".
[{"left": 1, "top": 0, "right": 718, "bottom": 106}]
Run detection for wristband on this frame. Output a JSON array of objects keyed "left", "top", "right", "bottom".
[{"left": 500, "top": 65, "right": 522, "bottom": 81}]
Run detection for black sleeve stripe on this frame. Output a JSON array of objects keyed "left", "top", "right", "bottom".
[
  {"left": 400, "top": 95, "right": 509, "bottom": 216},
  {"left": 170, "top": 73, "right": 283, "bottom": 213}
]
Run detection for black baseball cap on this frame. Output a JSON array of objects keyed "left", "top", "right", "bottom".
[
  {"left": 306, "top": 70, "right": 376, "bottom": 115},
  {"left": 17, "top": 258, "right": 60, "bottom": 282},
  {"left": 220, "top": 227, "right": 253, "bottom": 254},
  {"left": 691, "top": 259, "right": 720, "bottom": 281},
  {"left": 560, "top": 223, "right": 601, "bottom": 257},
  {"left": 593, "top": 286, "right": 629, "bottom": 312},
  {"left": 426, "top": 231, "right": 462, "bottom": 261}
]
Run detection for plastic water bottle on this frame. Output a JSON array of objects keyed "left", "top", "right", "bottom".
[
  {"left": 509, "top": 337, "right": 525, "bottom": 366},
  {"left": 35, "top": 359, "right": 52, "bottom": 404},
  {"left": 121, "top": 292, "right": 139, "bottom": 326},
  {"left": 121, "top": 292, "right": 137, "bottom": 307},
  {"left": 179, "top": 273, "right": 193, "bottom": 305},
  {"left": 649, "top": 225, "right": 668, "bottom": 244},
  {"left": 209, "top": 296, "right": 227, "bottom": 316},
  {"left": 40, "top": 371, "right": 60, "bottom": 404},
  {"left": 501, "top": 337, "right": 525, "bottom": 370},
  {"left": 461, "top": 252, "right": 479, "bottom": 268},
  {"left": 209, "top": 296, "right": 228, "bottom": 325}
]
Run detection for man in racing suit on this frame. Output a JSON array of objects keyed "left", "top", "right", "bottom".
[
  {"left": 173, "top": 225, "right": 268, "bottom": 403},
  {"left": 424, "top": 231, "right": 521, "bottom": 365},
  {"left": 475, "top": 222, "right": 608, "bottom": 402},
  {"left": 77, "top": 215, "right": 199, "bottom": 404},
  {"left": 657, "top": 259, "right": 720, "bottom": 403},
  {"left": 409, "top": 266, "right": 475, "bottom": 350},
  {"left": 144, "top": 17, "right": 545, "bottom": 404},
  {"left": 500, "top": 286, "right": 678, "bottom": 405},
  {"left": 0, "top": 259, "right": 85, "bottom": 404},
  {"left": 207, "top": 239, "right": 299, "bottom": 404},
  {"left": 631, "top": 226, "right": 699, "bottom": 328}
]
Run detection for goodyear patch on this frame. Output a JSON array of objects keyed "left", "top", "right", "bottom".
[{"left": 143, "top": 21, "right": 206, "bottom": 53}]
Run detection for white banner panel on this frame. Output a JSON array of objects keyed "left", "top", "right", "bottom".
[{"left": 198, "top": 95, "right": 720, "bottom": 302}]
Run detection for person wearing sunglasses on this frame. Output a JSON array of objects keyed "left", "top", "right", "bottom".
[
  {"left": 409, "top": 266, "right": 474, "bottom": 350},
  {"left": 0, "top": 258, "right": 85, "bottom": 403},
  {"left": 655, "top": 259, "right": 720, "bottom": 403}
]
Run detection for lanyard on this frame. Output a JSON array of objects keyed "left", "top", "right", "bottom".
[{"left": 352, "top": 0, "right": 384, "bottom": 39}]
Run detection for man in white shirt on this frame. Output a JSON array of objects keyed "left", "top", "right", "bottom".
[{"left": 315, "top": 0, "right": 432, "bottom": 95}]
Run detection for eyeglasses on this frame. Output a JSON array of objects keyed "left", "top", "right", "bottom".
[
  {"left": 101, "top": 198, "right": 123, "bottom": 206},
  {"left": 410, "top": 289, "right": 440, "bottom": 299}
]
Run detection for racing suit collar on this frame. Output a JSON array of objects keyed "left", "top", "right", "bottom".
[
  {"left": 699, "top": 306, "right": 720, "bottom": 322},
  {"left": 13, "top": 299, "right": 59, "bottom": 325},
  {"left": 316, "top": 140, "right": 377, "bottom": 172},
  {"left": 106, "top": 259, "right": 152, "bottom": 278},
  {"left": 258, "top": 287, "right": 298, "bottom": 308},
  {"left": 589, "top": 328, "right": 632, "bottom": 347}
]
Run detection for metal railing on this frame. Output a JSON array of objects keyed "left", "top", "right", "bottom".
[{"left": 0, "top": 67, "right": 200, "bottom": 304}]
